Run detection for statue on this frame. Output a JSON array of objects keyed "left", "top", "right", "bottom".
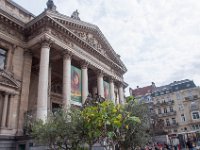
[
  {"left": 46, "top": 0, "right": 56, "bottom": 11},
  {"left": 71, "top": 10, "right": 80, "bottom": 20}
]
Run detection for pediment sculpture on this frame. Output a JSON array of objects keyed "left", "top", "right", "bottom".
[{"left": 0, "top": 69, "right": 20, "bottom": 89}]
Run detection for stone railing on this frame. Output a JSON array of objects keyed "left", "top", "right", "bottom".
[
  {"left": 165, "top": 123, "right": 179, "bottom": 129},
  {"left": 155, "top": 100, "right": 174, "bottom": 107},
  {"left": 185, "top": 95, "right": 199, "bottom": 101},
  {"left": 158, "top": 111, "right": 176, "bottom": 118}
]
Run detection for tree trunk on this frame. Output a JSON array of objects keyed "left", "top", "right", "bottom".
[{"left": 89, "top": 144, "right": 93, "bottom": 150}]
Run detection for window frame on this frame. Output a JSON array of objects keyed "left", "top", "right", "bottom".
[
  {"left": 192, "top": 111, "right": 200, "bottom": 120},
  {"left": 0, "top": 47, "right": 7, "bottom": 70}
]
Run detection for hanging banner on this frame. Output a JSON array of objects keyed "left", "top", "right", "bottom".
[
  {"left": 104, "top": 81, "right": 110, "bottom": 100},
  {"left": 71, "top": 66, "right": 82, "bottom": 103}
]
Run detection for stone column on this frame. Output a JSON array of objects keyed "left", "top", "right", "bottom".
[
  {"left": 97, "top": 71, "right": 104, "bottom": 98},
  {"left": 92, "top": 87, "right": 97, "bottom": 98},
  {"left": 37, "top": 41, "right": 51, "bottom": 121},
  {"left": 48, "top": 64, "right": 51, "bottom": 112},
  {"left": 81, "top": 61, "right": 88, "bottom": 104},
  {"left": 110, "top": 78, "right": 115, "bottom": 103},
  {"left": 63, "top": 51, "right": 72, "bottom": 109},
  {"left": 1, "top": 93, "right": 9, "bottom": 127},
  {"left": 118, "top": 84, "right": 124, "bottom": 104}
]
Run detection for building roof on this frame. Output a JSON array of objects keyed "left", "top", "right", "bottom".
[
  {"left": 130, "top": 85, "right": 154, "bottom": 97},
  {"left": 8, "top": 0, "right": 35, "bottom": 17}
]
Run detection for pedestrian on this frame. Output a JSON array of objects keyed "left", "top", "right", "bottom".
[
  {"left": 163, "top": 143, "right": 170, "bottom": 150},
  {"left": 186, "top": 138, "right": 194, "bottom": 150},
  {"left": 172, "top": 138, "right": 179, "bottom": 150}
]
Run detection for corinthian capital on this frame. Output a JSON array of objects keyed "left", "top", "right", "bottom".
[
  {"left": 63, "top": 50, "right": 72, "bottom": 59},
  {"left": 97, "top": 69, "right": 104, "bottom": 77},
  {"left": 40, "top": 35, "right": 53, "bottom": 48},
  {"left": 81, "top": 60, "right": 89, "bottom": 69}
]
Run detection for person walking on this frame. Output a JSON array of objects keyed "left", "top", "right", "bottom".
[{"left": 186, "top": 138, "right": 194, "bottom": 150}]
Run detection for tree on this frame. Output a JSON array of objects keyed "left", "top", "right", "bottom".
[
  {"left": 29, "top": 96, "right": 148, "bottom": 150},
  {"left": 119, "top": 96, "right": 151, "bottom": 149},
  {"left": 81, "top": 100, "right": 141, "bottom": 150},
  {"left": 31, "top": 109, "right": 84, "bottom": 150}
]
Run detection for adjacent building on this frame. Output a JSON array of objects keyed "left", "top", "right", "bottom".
[
  {"left": 0, "top": 0, "right": 127, "bottom": 149},
  {"left": 130, "top": 79, "right": 200, "bottom": 138}
]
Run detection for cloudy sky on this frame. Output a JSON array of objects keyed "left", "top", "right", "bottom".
[{"left": 14, "top": 0, "right": 200, "bottom": 94}]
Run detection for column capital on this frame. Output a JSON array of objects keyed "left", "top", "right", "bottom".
[
  {"left": 40, "top": 36, "right": 53, "bottom": 48},
  {"left": 63, "top": 50, "right": 72, "bottom": 59},
  {"left": 81, "top": 60, "right": 89, "bottom": 69},
  {"left": 97, "top": 69, "right": 104, "bottom": 77},
  {"left": 116, "top": 81, "right": 123, "bottom": 88},
  {"left": 108, "top": 76, "right": 115, "bottom": 83}
]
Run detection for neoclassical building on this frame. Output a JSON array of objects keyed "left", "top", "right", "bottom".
[{"left": 0, "top": 0, "right": 127, "bottom": 149}]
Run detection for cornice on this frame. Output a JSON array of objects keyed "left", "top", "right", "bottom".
[{"left": 0, "top": 9, "right": 25, "bottom": 31}]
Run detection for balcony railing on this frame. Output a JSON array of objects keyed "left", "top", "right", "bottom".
[
  {"left": 185, "top": 95, "right": 199, "bottom": 101},
  {"left": 165, "top": 123, "right": 179, "bottom": 129},
  {"left": 155, "top": 100, "right": 174, "bottom": 107},
  {"left": 158, "top": 111, "right": 176, "bottom": 117}
]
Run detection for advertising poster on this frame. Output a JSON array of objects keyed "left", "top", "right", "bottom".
[
  {"left": 71, "top": 66, "right": 82, "bottom": 103},
  {"left": 104, "top": 81, "right": 110, "bottom": 100}
]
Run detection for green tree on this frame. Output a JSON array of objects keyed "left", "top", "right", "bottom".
[
  {"left": 119, "top": 96, "right": 151, "bottom": 149},
  {"left": 81, "top": 100, "right": 140, "bottom": 150},
  {"left": 31, "top": 109, "right": 84, "bottom": 150}
]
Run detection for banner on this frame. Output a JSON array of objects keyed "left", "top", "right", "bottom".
[
  {"left": 71, "top": 66, "right": 82, "bottom": 103},
  {"left": 104, "top": 81, "right": 110, "bottom": 100}
]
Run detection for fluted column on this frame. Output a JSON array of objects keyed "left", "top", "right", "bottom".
[
  {"left": 97, "top": 71, "right": 104, "bottom": 98},
  {"left": 37, "top": 41, "right": 51, "bottom": 121},
  {"left": 1, "top": 93, "right": 9, "bottom": 127},
  {"left": 63, "top": 52, "right": 72, "bottom": 109},
  {"left": 118, "top": 84, "right": 124, "bottom": 104},
  {"left": 110, "top": 78, "right": 115, "bottom": 103},
  {"left": 81, "top": 61, "right": 88, "bottom": 104}
]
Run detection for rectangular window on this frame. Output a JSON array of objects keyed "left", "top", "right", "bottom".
[
  {"left": 178, "top": 104, "right": 184, "bottom": 111},
  {"left": 181, "top": 114, "right": 186, "bottom": 122},
  {"left": 164, "top": 108, "right": 167, "bottom": 113},
  {"left": 192, "top": 112, "right": 200, "bottom": 120},
  {"left": 170, "top": 106, "right": 173, "bottom": 112},
  {"left": 158, "top": 108, "right": 161, "bottom": 114},
  {"left": 176, "top": 93, "right": 181, "bottom": 100},
  {"left": 172, "top": 118, "right": 176, "bottom": 125},
  {"left": 166, "top": 119, "right": 170, "bottom": 126},
  {"left": 0, "top": 48, "right": 7, "bottom": 69}
]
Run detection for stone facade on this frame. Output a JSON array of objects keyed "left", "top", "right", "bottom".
[
  {"left": 130, "top": 80, "right": 200, "bottom": 144},
  {"left": 0, "top": 0, "right": 127, "bottom": 149}
]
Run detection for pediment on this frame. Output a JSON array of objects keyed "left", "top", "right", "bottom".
[
  {"left": 0, "top": 70, "right": 20, "bottom": 89},
  {"left": 25, "top": 11, "right": 127, "bottom": 73},
  {"left": 49, "top": 14, "right": 127, "bottom": 71}
]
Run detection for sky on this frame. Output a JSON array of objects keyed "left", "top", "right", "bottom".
[{"left": 14, "top": 0, "right": 200, "bottom": 94}]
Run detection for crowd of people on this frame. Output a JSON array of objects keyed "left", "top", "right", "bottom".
[{"left": 134, "top": 138, "right": 197, "bottom": 150}]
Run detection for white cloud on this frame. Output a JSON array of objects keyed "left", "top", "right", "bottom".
[{"left": 14, "top": 0, "right": 200, "bottom": 95}]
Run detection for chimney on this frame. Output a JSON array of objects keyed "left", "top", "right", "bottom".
[{"left": 137, "top": 86, "right": 139, "bottom": 88}]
